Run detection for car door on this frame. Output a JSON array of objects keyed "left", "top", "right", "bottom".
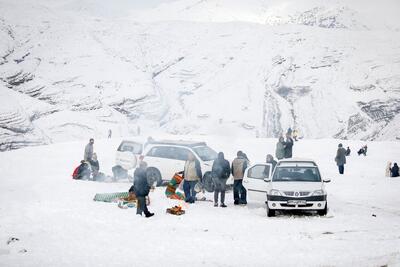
[{"left": 243, "top": 163, "right": 273, "bottom": 198}]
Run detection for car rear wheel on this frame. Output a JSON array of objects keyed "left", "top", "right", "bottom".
[
  {"left": 202, "top": 171, "right": 215, "bottom": 192},
  {"left": 266, "top": 203, "right": 276, "bottom": 217},
  {"left": 146, "top": 167, "right": 162, "bottom": 187},
  {"left": 317, "top": 202, "right": 328, "bottom": 216}
]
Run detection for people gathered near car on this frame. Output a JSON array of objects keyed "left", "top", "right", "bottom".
[
  {"left": 183, "top": 152, "right": 203, "bottom": 203},
  {"left": 133, "top": 161, "right": 154, "bottom": 218},
  {"left": 211, "top": 152, "right": 231, "bottom": 207},
  {"left": 231, "top": 151, "right": 248, "bottom": 205}
]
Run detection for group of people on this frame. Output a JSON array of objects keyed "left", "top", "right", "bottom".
[
  {"left": 334, "top": 144, "right": 369, "bottom": 174},
  {"left": 386, "top": 162, "right": 399, "bottom": 178},
  {"left": 275, "top": 133, "right": 294, "bottom": 160},
  {"left": 73, "top": 138, "right": 101, "bottom": 180}
]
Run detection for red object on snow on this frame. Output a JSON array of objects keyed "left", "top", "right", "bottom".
[{"left": 72, "top": 166, "right": 79, "bottom": 179}]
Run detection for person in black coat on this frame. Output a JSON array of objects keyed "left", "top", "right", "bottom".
[
  {"left": 133, "top": 161, "right": 154, "bottom": 217},
  {"left": 391, "top": 163, "right": 399, "bottom": 177},
  {"left": 345, "top": 147, "right": 351, "bottom": 156},
  {"left": 284, "top": 134, "right": 294, "bottom": 158},
  {"left": 211, "top": 152, "right": 230, "bottom": 207}
]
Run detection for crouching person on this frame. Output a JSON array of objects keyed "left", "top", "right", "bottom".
[
  {"left": 134, "top": 162, "right": 154, "bottom": 218},
  {"left": 183, "top": 152, "right": 202, "bottom": 203}
]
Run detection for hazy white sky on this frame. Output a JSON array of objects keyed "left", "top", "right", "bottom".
[{"left": 120, "top": 0, "right": 178, "bottom": 9}]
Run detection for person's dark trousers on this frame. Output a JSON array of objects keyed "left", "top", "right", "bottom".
[
  {"left": 338, "top": 165, "right": 344, "bottom": 174},
  {"left": 136, "top": 196, "right": 150, "bottom": 216},
  {"left": 184, "top": 180, "right": 197, "bottom": 203},
  {"left": 213, "top": 178, "right": 227, "bottom": 204},
  {"left": 234, "top": 180, "right": 247, "bottom": 204}
]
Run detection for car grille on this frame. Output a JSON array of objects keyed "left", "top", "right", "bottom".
[{"left": 283, "top": 191, "right": 311, "bottom": 197}]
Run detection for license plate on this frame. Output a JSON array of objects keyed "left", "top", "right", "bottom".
[{"left": 287, "top": 200, "right": 306, "bottom": 205}]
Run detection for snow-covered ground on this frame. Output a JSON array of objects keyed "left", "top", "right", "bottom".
[{"left": 0, "top": 136, "right": 399, "bottom": 266}]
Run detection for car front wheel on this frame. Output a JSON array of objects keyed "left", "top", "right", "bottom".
[
  {"left": 317, "top": 202, "right": 328, "bottom": 216},
  {"left": 266, "top": 203, "right": 276, "bottom": 217}
]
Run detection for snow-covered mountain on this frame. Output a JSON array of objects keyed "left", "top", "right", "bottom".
[{"left": 1, "top": 0, "right": 400, "bottom": 150}]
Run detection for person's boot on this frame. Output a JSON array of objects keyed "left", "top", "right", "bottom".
[
  {"left": 220, "top": 203, "right": 227, "bottom": 208},
  {"left": 145, "top": 212, "right": 154, "bottom": 218},
  {"left": 214, "top": 203, "right": 218, "bottom": 207}
]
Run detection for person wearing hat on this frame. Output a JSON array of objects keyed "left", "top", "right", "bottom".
[{"left": 335, "top": 143, "right": 347, "bottom": 174}]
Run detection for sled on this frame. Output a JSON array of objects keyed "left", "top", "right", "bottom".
[
  {"left": 166, "top": 206, "right": 185, "bottom": 215},
  {"left": 93, "top": 192, "right": 129, "bottom": 202}
]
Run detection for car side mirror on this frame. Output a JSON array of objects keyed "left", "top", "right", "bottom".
[
  {"left": 264, "top": 178, "right": 271, "bottom": 183},
  {"left": 323, "top": 179, "right": 331, "bottom": 183}
]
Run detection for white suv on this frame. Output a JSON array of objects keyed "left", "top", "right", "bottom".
[
  {"left": 243, "top": 158, "right": 330, "bottom": 217},
  {"left": 113, "top": 139, "right": 144, "bottom": 180},
  {"left": 141, "top": 140, "right": 218, "bottom": 186}
]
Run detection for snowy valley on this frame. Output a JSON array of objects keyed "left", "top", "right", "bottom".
[{"left": 0, "top": 0, "right": 400, "bottom": 150}]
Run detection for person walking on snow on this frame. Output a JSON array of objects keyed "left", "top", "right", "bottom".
[
  {"left": 231, "top": 151, "right": 248, "bottom": 205},
  {"left": 212, "top": 152, "right": 230, "bottom": 207},
  {"left": 84, "top": 138, "right": 94, "bottom": 162},
  {"left": 335, "top": 143, "right": 347, "bottom": 174},
  {"left": 183, "top": 152, "right": 202, "bottom": 203},
  {"left": 284, "top": 133, "right": 294, "bottom": 159},
  {"left": 275, "top": 136, "right": 285, "bottom": 160},
  {"left": 108, "top": 129, "right": 112, "bottom": 139},
  {"left": 346, "top": 146, "right": 351, "bottom": 156},
  {"left": 133, "top": 161, "right": 154, "bottom": 217}
]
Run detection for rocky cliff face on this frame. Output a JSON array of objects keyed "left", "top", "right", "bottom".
[{"left": 0, "top": 0, "right": 399, "bottom": 150}]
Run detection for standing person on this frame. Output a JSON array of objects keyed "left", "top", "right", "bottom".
[
  {"left": 292, "top": 129, "right": 298, "bottom": 141},
  {"left": 363, "top": 145, "right": 368, "bottom": 156},
  {"left": 287, "top": 127, "right": 292, "bottom": 137},
  {"left": 335, "top": 143, "right": 347, "bottom": 174},
  {"left": 275, "top": 136, "right": 285, "bottom": 160},
  {"left": 266, "top": 154, "right": 277, "bottom": 173},
  {"left": 183, "top": 152, "right": 202, "bottom": 203},
  {"left": 84, "top": 138, "right": 94, "bottom": 162},
  {"left": 390, "top": 163, "right": 399, "bottom": 177},
  {"left": 346, "top": 147, "right": 351, "bottom": 156},
  {"left": 211, "top": 152, "right": 230, "bottom": 207},
  {"left": 231, "top": 151, "right": 248, "bottom": 205},
  {"left": 284, "top": 134, "right": 294, "bottom": 159},
  {"left": 108, "top": 129, "right": 112, "bottom": 139},
  {"left": 386, "top": 162, "right": 392, "bottom": 177},
  {"left": 134, "top": 161, "right": 154, "bottom": 217}
]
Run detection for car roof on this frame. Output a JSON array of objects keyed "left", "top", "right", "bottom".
[
  {"left": 148, "top": 140, "right": 207, "bottom": 148},
  {"left": 276, "top": 158, "right": 318, "bottom": 167}
]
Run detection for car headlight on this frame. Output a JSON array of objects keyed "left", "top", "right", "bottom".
[
  {"left": 270, "top": 189, "right": 281, "bottom": 196},
  {"left": 312, "top": 190, "right": 324, "bottom": 196}
]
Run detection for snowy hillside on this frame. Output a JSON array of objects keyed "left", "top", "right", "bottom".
[
  {"left": 1, "top": 0, "right": 400, "bottom": 150},
  {"left": 0, "top": 137, "right": 400, "bottom": 266}
]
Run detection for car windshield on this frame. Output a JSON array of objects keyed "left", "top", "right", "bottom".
[
  {"left": 192, "top": 146, "right": 217, "bottom": 161},
  {"left": 272, "top": 167, "right": 321, "bottom": 182}
]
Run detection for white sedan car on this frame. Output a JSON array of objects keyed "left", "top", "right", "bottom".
[{"left": 243, "top": 158, "right": 330, "bottom": 217}]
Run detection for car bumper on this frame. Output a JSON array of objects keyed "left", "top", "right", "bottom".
[{"left": 266, "top": 195, "right": 327, "bottom": 210}]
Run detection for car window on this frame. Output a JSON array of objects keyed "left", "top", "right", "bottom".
[
  {"left": 173, "top": 147, "right": 190, "bottom": 161},
  {"left": 192, "top": 146, "right": 217, "bottom": 161},
  {"left": 248, "top": 164, "right": 271, "bottom": 180},
  {"left": 272, "top": 167, "right": 321, "bottom": 182},
  {"left": 118, "top": 142, "right": 142, "bottom": 154}
]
